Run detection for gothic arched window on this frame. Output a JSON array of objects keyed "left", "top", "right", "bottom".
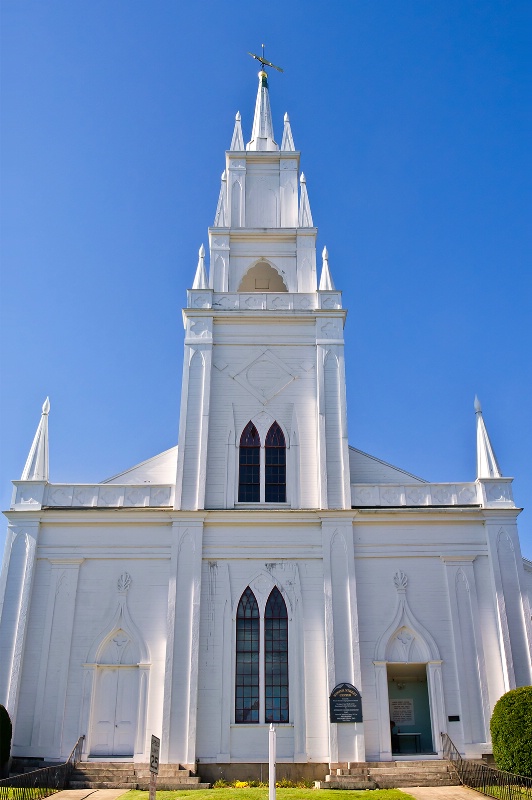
[
  {"left": 265, "top": 423, "right": 286, "bottom": 503},
  {"left": 235, "top": 587, "right": 260, "bottom": 723},
  {"left": 238, "top": 422, "right": 260, "bottom": 502},
  {"left": 265, "top": 587, "right": 289, "bottom": 723}
]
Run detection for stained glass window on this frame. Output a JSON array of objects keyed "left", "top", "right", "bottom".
[
  {"left": 265, "top": 423, "right": 286, "bottom": 503},
  {"left": 239, "top": 422, "right": 260, "bottom": 502},
  {"left": 235, "top": 587, "right": 260, "bottom": 723},
  {"left": 265, "top": 587, "right": 289, "bottom": 723}
]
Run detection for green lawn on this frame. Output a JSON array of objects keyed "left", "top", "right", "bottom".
[{"left": 122, "top": 789, "right": 416, "bottom": 800}]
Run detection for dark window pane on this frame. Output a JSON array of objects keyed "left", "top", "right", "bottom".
[
  {"left": 265, "top": 587, "right": 289, "bottom": 723},
  {"left": 239, "top": 422, "right": 261, "bottom": 502},
  {"left": 236, "top": 588, "right": 260, "bottom": 723},
  {"left": 265, "top": 422, "right": 286, "bottom": 504}
]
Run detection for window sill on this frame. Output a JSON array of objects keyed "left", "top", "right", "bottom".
[
  {"left": 235, "top": 503, "right": 290, "bottom": 509},
  {"left": 231, "top": 723, "right": 293, "bottom": 728}
]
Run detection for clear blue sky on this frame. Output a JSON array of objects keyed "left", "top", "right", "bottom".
[{"left": 1, "top": 1, "right": 531, "bottom": 556}]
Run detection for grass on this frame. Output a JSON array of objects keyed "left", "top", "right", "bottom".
[{"left": 122, "top": 790, "right": 417, "bottom": 800}]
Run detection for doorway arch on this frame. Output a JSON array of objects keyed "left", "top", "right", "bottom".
[{"left": 374, "top": 573, "right": 446, "bottom": 760}]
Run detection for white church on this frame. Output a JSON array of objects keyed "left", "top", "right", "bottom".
[{"left": 1, "top": 66, "right": 531, "bottom": 781}]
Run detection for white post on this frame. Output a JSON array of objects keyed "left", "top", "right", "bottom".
[{"left": 269, "top": 723, "right": 276, "bottom": 800}]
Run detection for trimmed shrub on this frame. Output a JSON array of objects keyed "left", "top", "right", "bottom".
[
  {"left": 0, "top": 705, "right": 12, "bottom": 777},
  {"left": 490, "top": 686, "right": 532, "bottom": 776}
]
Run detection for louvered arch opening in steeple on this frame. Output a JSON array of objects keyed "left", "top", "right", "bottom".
[{"left": 238, "top": 262, "right": 288, "bottom": 292}]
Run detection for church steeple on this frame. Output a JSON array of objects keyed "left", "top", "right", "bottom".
[{"left": 247, "top": 70, "right": 278, "bottom": 151}]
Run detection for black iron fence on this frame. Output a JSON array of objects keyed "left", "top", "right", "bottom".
[
  {"left": 0, "top": 735, "right": 84, "bottom": 800},
  {"left": 442, "top": 732, "right": 532, "bottom": 800}
]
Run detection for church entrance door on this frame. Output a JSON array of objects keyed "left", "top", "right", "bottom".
[
  {"left": 90, "top": 667, "right": 139, "bottom": 757},
  {"left": 387, "top": 663, "right": 434, "bottom": 755}
]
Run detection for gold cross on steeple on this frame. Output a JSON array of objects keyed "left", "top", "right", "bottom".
[{"left": 247, "top": 44, "right": 284, "bottom": 73}]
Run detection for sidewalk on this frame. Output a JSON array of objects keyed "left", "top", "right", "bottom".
[
  {"left": 401, "top": 787, "right": 482, "bottom": 799},
  {"left": 51, "top": 791, "right": 128, "bottom": 800}
]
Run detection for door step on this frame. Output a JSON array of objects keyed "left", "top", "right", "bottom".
[
  {"left": 315, "top": 760, "right": 460, "bottom": 789},
  {"left": 69, "top": 762, "right": 211, "bottom": 790}
]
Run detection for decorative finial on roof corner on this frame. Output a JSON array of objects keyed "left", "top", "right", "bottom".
[
  {"left": 475, "top": 397, "right": 502, "bottom": 479},
  {"left": 319, "top": 246, "right": 335, "bottom": 290},
  {"left": 221, "top": 169, "right": 226, "bottom": 181},
  {"left": 281, "top": 112, "right": 295, "bottom": 151},
  {"left": 230, "top": 110, "right": 245, "bottom": 150},
  {"left": 298, "top": 172, "right": 313, "bottom": 227},
  {"left": 192, "top": 244, "right": 209, "bottom": 290},
  {"left": 21, "top": 397, "right": 50, "bottom": 481}
]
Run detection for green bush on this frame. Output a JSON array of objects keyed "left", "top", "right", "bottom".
[
  {"left": 0, "top": 705, "right": 12, "bottom": 776},
  {"left": 490, "top": 686, "right": 532, "bottom": 776}
]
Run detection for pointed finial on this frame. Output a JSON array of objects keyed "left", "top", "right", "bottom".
[
  {"left": 230, "top": 111, "right": 244, "bottom": 150},
  {"left": 281, "top": 112, "right": 295, "bottom": 151},
  {"left": 192, "top": 244, "right": 209, "bottom": 290},
  {"left": 319, "top": 245, "right": 335, "bottom": 290},
  {"left": 21, "top": 398, "right": 50, "bottom": 481},
  {"left": 298, "top": 172, "right": 313, "bottom": 227},
  {"left": 475, "top": 397, "right": 502, "bottom": 479},
  {"left": 214, "top": 170, "right": 228, "bottom": 226}
]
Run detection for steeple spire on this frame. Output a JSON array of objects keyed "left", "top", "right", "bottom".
[
  {"left": 247, "top": 70, "right": 278, "bottom": 151},
  {"left": 192, "top": 244, "right": 209, "bottom": 289},
  {"left": 319, "top": 246, "right": 335, "bottom": 290},
  {"left": 21, "top": 397, "right": 50, "bottom": 481},
  {"left": 475, "top": 396, "right": 502, "bottom": 479}
]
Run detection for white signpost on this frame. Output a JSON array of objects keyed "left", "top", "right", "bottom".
[
  {"left": 269, "top": 724, "right": 276, "bottom": 800},
  {"left": 149, "top": 734, "right": 160, "bottom": 800}
]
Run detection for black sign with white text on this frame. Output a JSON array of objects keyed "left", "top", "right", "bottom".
[{"left": 329, "top": 683, "right": 363, "bottom": 723}]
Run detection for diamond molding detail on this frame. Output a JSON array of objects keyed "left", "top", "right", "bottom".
[{"left": 233, "top": 349, "right": 298, "bottom": 403}]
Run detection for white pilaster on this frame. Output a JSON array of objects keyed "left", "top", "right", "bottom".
[
  {"left": 1, "top": 522, "right": 40, "bottom": 728},
  {"left": 31, "top": 559, "right": 84, "bottom": 758},
  {"left": 161, "top": 519, "right": 204, "bottom": 767}
]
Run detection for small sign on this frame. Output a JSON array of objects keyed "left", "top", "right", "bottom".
[
  {"left": 389, "top": 698, "right": 415, "bottom": 726},
  {"left": 330, "top": 683, "right": 363, "bottom": 723},
  {"left": 150, "top": 735, "right": 160, "bottom": 774}
]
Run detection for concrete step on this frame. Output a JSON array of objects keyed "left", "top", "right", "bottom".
[
  {"left": 315, "top": 780, "right": 377, "bottom": 790},
  {"left": 135, "top": 769, "right": 193, "bottom": 778},
  {"left": 69, "top": 782, "right": 136, "bottom": 790},
  {"left": 137, "top": 781, "right": 210, "bottom": 791}
]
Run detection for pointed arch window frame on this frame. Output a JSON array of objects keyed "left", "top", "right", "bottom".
[
  {"left": 238, "top": 420, "right": 287, "bottom": 505},
  {"left": 234, "top": 584, "right": 290, "bottom": 725}
]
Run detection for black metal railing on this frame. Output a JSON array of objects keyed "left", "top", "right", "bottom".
[
  {"left": 0, "top": 735, "right": 84, "bottom": 800},
  {"left": 442, "top": 732, "right": 532, "bottom": 800}
]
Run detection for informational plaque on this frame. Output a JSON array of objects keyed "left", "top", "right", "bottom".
[
  {"left": 389, "top": 698, "right": 415, "bottom": 726},
  {"left": 329, "top": 683, "right": 363, "bottom": 723}
]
